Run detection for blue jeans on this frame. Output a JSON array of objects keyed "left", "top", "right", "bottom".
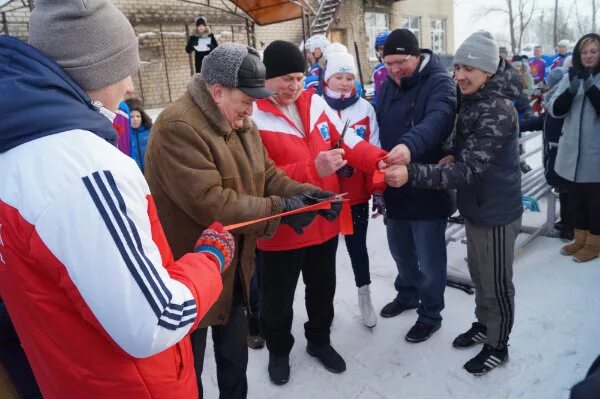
[
  {"left": 386, "top": 218, "right": 448, "bottom": 326},
  {"left": 344, "top": 203, "right": 370, "bottom": 287},
  {"left": 249, "top": 250, "right": 262, "bottom": 315}
]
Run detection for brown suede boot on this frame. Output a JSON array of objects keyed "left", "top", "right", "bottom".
[
  {"left": 573, "top": 233, "right": 600, "bottom": 263},
  {"left": 561, "top": 229, "right": 588, "bottom": 256}
]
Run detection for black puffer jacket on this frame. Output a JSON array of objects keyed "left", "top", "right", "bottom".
[{"left": 407, "top": 59, "right": 523, "bottom": 226}]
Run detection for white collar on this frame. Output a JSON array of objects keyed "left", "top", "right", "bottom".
[{"left": 92, "top": 100, "right": 117, "bottom": 123}]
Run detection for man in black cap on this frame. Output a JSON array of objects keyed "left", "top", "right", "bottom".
[
  {"left": 252, "top": 40, "right": 388, "bottom": 386},
  {"left": 186, "top": 15, "right": 218, "bottom": 73},
  {"left": 145, "top": 43, "right": 337, "bottom": 399},
  {"left": 376, "top": 28, "right": 457, "bottom": 343}
]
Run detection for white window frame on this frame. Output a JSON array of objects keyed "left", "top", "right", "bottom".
[
  {"left": 403, "top": 16, "right": 421, "bottom": 43},
  {"left": 430, "top": 18, "right": 447, "bottom": 54},
  {"left": 365, "top": 11, "right": 390, "bottom": 61}
]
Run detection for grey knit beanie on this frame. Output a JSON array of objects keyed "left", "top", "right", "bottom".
[
  {"left": 28, "top": 0, "right": 140, "bottom": 91},
  {"left": 454, "top": 31, "right": 499, "bottom": 75},
  {"left": 201, "top": 43, "right": 273, "bottom": 98}
]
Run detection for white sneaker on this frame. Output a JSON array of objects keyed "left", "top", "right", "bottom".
[{"left": 358, "top": 285, "right": 377, "bottom": 328}]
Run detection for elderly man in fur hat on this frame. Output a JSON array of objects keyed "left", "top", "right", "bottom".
[{"left": 144, "top": 43, "right": 342, "bottom": 399}]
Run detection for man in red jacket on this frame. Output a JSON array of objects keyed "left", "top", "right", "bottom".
[
  {"left": 252, "top": 40, "right": 388, "bottom": 386},
  {"left": 0, "top": 1, "right": 233, "bottom": 398}
]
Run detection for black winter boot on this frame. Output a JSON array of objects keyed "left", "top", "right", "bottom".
[
  {"left": 247, "top": 313, "right": 264, "bottom": 349},
  {"left": 405, "top": 321, "right": 440, "bottom": 343},
  {"left": 306, "top": 343, "right": 346, "bottom": 373},
  {"left": 380, "top": 299, "right": 418, "bottom": 318},
  {"left": 268, "top": 352, "right": 290, "bottom": 385}
]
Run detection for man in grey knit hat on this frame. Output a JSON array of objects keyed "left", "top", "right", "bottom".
[
  {"left": 381, "top": 30, "right": 523, "bottom": 375},
  {"left": 144, "top": 42, "right": 339, "bottom": 399},
  {"left": 0, "top": 0, "right": 240, "bottom": 398}
]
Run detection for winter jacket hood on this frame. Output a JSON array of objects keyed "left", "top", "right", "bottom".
[
  {"left": 191, "top": 27, "right": 213, "bottom": 38},
  {"left": 0, "top": 35, "right": 117, "bottom": 153},
  {"left": 571, "top": 33, "right": 600, "bottom": 74}
]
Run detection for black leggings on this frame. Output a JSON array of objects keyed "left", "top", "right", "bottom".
[{"left": 569, "top": 182, "right": 600, "bottom": 235}]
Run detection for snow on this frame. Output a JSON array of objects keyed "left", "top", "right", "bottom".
[
  {"left": 198, "top": 144, "right": 600, "bottom": 399},
  {"left": 141, "top": 108, "right": 598, "bottom": 397},
  {"left": 199, "top": 224, "right": 600, "bottom": 399}
]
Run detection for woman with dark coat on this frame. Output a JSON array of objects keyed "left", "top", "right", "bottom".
[{"left": 185, "top": 16, "right": 218, "bottom": 73}]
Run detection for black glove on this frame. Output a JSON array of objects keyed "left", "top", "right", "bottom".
[
  {"left": 582, "top": 68, "right": 596, "bottom": 92},
  {"left": 578, "top": 68, "right": 592, "bottom": 80},
  {"left": 371, "top": 192, "right": 386, "bottom": 217},
  {"left": 281, "top": 194, "right": 317, "bottom": 234},
  {"left": 304, "top": 190, "right": 343, "bottom": 222},
  {"left": 568, "top": 67, "right": 581, "bottom": 94},
  {"left": 336, "top": 165, "right": 354, "bottom": 178}
]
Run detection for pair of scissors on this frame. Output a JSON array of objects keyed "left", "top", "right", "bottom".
[{"left": 333, "top": 119, "right": 350, "bottom": 149}]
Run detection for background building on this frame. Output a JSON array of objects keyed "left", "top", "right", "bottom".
[{"left": 1, "top": 0, "right": 454, "bottom": 108}]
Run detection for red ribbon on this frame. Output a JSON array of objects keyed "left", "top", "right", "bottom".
[
  {"left": 339, "top": 200, "right": 354, "bottom": 235},
  {"left": 372, "top": 155, "right": 388, "bottom": 186},
  {"left": 223, "top": 196, "right": 346, "bottom": 232}
]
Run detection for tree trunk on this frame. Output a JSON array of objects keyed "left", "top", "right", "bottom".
[
  {"left": 553, "top": 0, "right": 559, "bottom": 47},
  {"left": 508, "top": 0, "right": 517, "bottom": 54},
  {"left": 593, "top": 0, "right": 597, "bottom": 33}
]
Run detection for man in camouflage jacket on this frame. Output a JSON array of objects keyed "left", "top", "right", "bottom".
[{"left": 382, "top": 31, "right": 523, "bottom": 376}]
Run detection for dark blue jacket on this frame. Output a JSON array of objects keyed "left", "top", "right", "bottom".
[
  {"left": 543, "top": 113, "right": 566, "bottom": 186},
  {"left": 130, "top": 125, "right": 151, "bottom": 172},
  {"left": 377, "top": 50, "right": 457, "bottom": 219},
  {"left": 0, "top": 35, "right": 116, "bottom": 153}
]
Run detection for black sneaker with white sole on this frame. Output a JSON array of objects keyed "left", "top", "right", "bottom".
[
  {"left": 463, "top": 344, "right": 508, "bottom": 376},
  {"left": 453, "top": 322, "right": 487, "bottom": 349}
]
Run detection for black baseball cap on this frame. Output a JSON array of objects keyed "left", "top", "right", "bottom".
[{"left": 237, "top": 53, "right": 273, "bottom": 99}]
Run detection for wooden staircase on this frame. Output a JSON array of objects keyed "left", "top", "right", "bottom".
[{"left": 310, "top": 0, "right": 341, "bottom": 36}]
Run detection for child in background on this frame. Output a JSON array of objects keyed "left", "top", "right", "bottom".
[
  {"left": 304, "top": 34, "right": 329, "bottom": 95},
  {"left": 114, "top": 101, "right": 131, "bottom": 155},
  {"left": 372, "top": 31, "right": 390, "bottom": 107},
  {"left": 322, "top": 48, "right": 385, "bottom": 328},
  {"left": 125, "top": 98, "right": 153, "bottom": 172}
]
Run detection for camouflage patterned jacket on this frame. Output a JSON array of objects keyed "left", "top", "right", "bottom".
[{"left": 407, "top": 59, "right": 524, "bottom": 226}]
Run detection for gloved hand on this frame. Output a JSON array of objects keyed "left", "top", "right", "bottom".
[
  {"left": 304, "top": 190, "right": 343, "bottom": 222},
  {"left": 371, "top": 192, "right": 386, "bottom": 218},
  {"left": 336, "top": 165, "right": 354, "bottom": 178},
  {"left": 281, "top": 194, "right": 317, "bottom": 234},
  {"left": 194, "top": 222, "right": 235, "bottom": 273},
  {"left": 568, "top": 67, "right": 581, "bottom": 94},
  {"left": 581, "top": 68, "right": 596, "bottom": 92}
]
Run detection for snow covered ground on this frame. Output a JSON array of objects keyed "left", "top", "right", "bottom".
[
  {"left": 199, "top": 224, "right": 600, "bottom": 399},
  {"left": 201, "top": 154, "right": 599, "bottom": 398},
  {"left": 144, "top": 108, "right": 599, "bottom": 398}
]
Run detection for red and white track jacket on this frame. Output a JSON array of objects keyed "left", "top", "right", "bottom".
[
  {"left": 253, "top": 91, "right": 387, "bottom": 251},
  {"left": 0, "top": 130, "right": 223, "bottom": 399},
  {"left": 334, "top": 97, "right": 385, "bottom": 206}
]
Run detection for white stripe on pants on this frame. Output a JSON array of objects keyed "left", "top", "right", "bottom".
[{"left": 465, "top": 217, "right": 521, "bottom": 349}]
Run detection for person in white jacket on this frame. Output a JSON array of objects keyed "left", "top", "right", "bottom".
[
  {"left": 322, "top": 48, "right": 385, "bottom": 329},
  {"left": 0, "top": 1, "right": 233, "bottom": 398}
]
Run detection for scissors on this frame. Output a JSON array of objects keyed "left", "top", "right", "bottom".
[{"left": 333, "top": 119, "right": 350, "bottom": 149}]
